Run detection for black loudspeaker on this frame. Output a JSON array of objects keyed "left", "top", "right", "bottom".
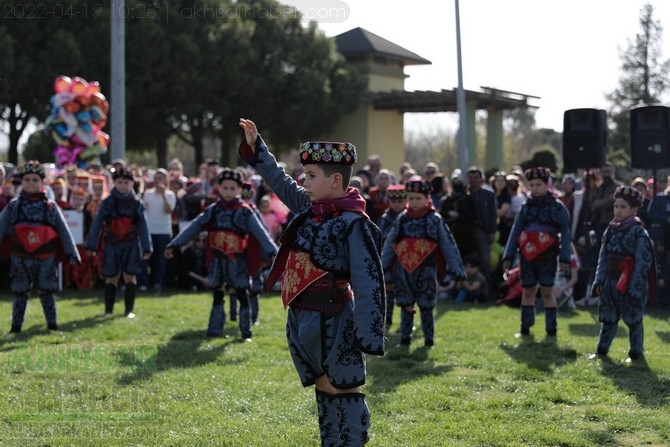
[
  {"left": 562, "top": 108, "right": 607, "bottom": 170},
  {"left": 630, "top": 105, "right": 670, "bottom": 169}
]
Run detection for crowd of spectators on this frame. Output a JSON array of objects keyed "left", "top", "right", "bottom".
[{"left": 0, "top": 155, "right": 668, "bottom": 307}]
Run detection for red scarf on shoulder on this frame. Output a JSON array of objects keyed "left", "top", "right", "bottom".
[
  {"left": 405, "top": 197, "right": 435, "bottom": 219},
  {"left": 310, "top": 187, "right": 368, "bottom": 219}
]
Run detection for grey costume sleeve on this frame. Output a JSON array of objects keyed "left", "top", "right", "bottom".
[
  {"left": 239, "top": 136, "right": 310, "bottom": 213},
  {"left": 347, "top": 218, "right": 385, "bottom": 356}
]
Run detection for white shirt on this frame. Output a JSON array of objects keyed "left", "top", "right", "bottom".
[{"left": 143, "top": 188, "right": 177, "bottom": 235}]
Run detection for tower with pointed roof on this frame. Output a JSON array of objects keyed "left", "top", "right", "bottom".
[{"left": 329, "top": 27, "right": 431, "bottom": 176}]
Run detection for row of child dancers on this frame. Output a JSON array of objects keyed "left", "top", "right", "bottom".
[
  {"left": 0, "top": 128, "right": 655, "bottom": 446},
  {"left": 1, "top": 157, "right": 654, "bottom": 359}
]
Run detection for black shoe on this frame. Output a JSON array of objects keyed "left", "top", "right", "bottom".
[
  {"left": 9, "top": 325, "right": 21, "bottom": 334},
  {"left": 47, "top": 324, "right": 58, "bottom": 331},
  {"left": 546, "top": 330, "right": 557, "bottom": 337},
  {"left": 424, "top": 339, "right": 434, "bottom": 347},
  {"left": 520, "top": 327, "right": 530, "bottom": 336}
]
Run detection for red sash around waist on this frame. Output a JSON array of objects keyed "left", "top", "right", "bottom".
[
  {"left": 518, "top": 230, "right": 555, "bottom": 261},
  {"left": 14, "top": 224, "right": 58, "bottom": 253},
  {"left": 393, "top": 237, "right": 437, "bottom": 273},
  {"left": 614, "top": 256, "right": 634, "bottom": 293},
  {"left": 110, "top": 216, "right": 135, "bottom": 240}
]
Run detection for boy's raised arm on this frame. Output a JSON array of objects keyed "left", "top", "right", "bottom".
[{"left": 239, "top": 118, "right": 258, "bottom": 147}]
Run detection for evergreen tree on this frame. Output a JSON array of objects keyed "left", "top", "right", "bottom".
[{"left": 606, "top": 3, "right": 670, "bottom": 162}]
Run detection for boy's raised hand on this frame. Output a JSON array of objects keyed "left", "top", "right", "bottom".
[{"left": 239, "top": 118, "right": 258, "bottom": 147}]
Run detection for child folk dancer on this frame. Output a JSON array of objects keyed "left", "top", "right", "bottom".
[
  {"left": 164, "top": 169, "right": 277, "bottom": 340},
  {"left": 589, "top": 185, "right": 656, "bottom": 362},
  {"left": 239, "top": 118, "right": 385, "bottom": 447},
  {"left": 240, "top": 182, "right": 264, "bottom": 324},
  {"left": 502, "top": 167, "right": 571, "bottom": 337},
  {"left": 228, "top": 181, "right": 265, "bottom": 325},
  {"left": 381, "top": 176, "right": 465, "bottom": 347},
  {"left": 0, "top": 161, "right": 81, "bottom": 333},
  {"left": 377, "top": 184, "right": 407, "bottom": 328},
  {"left": 85, "top": 168, "right": 152, "bottom": 318}
]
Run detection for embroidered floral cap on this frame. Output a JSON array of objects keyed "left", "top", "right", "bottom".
[
  {"left": 524, "top": 167, "right": 551, "bottom": 183},
  {"left": 112, "top": 167, "right": 134, "bottom": 181},
  {"left": 299, "top": 141, "right": 357, "bottom": 165},
  {"left": 387, "top": 184, "right": 407, "bottom": 199},
  {"left": 218, "top": 168, "right": 242, "bottom": 186},
  {"left": 21, "top": 160, "right": 45, "bottom": 179},
  {"left": 613, "top": 185, "right": 643, "bottom": 208},
  {"left": 404, "top": 175, "right": 430, "bottom": 196}
]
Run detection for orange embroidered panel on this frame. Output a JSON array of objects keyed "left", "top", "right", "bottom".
[
  {"left": 518, "top": 231, "right": 555, "bottom": 261},
  {"left": 393, "top": 237, "right": 437, "bottom": 273},
  {"left": 281, "top": 250, "right": 328, "bottom": 308},
  {"left": 209, "top": 230, "right": 247, "bottom": 258}
]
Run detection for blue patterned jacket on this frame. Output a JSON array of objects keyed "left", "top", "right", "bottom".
[{"left": 239, "top": 136, "right": 386, "bottom": 356}]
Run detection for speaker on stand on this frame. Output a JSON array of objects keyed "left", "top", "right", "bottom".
[
  {"left": 562, "top": 108, "right": 607, "bottom": 172},
  {"left": 562, "top": 108, "right": 608, "bottom": 302},
  {"left": 630, "top": 105, "right": 670, "bottom": 300},
  {"left": 630, "top": 104, "right": 670, "bottom": 169}
]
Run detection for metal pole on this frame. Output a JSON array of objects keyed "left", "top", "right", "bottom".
[
  {"left": 454, "top": 0, "right": 468, "bottom": 172},
  {"left": 110, "top": 0, "right": 126, "bottom": 162}
]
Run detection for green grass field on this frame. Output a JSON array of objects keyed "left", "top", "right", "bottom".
[{"left": 0, "top": 289, "right": 668, "bottom": 447}]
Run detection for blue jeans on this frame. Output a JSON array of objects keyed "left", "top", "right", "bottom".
[{"left": 140, "top": 234, "right": 171, "bottom": 288}]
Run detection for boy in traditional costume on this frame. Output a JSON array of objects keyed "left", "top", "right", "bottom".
[
  {"left": 237, "top": 181, "right": 265, "bottom": 325},
  {"left": 589, "top": 185, "right": 655, "bottom": 362},
  {"left": 502, "top": 167, "right": 571, "bottom": 337},
  {"left": 164, "top": 169, "right": 277, "bottom": 340},
  {"left": 377, "top": 184, "right": 407, "bottom": 328},
  {"left": 239, "top": 118, "right": 385, "bottom": 447},
  {"left": 0, "top": 161, "right": 81, "bottom": 332},
  {"left": 381, "top": 176, "right": 465, "bottom": 347},
  {"left": 85, "top": 167, "right": 152, "bottom": 318}
]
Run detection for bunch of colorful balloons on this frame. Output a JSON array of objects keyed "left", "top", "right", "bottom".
[{"left": 45, "top": 75, "right": 110, "bottom": 167}]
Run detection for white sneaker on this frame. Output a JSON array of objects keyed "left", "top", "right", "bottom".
[{"left": 126, "top": 312, "right": 136, "bottom": 319}]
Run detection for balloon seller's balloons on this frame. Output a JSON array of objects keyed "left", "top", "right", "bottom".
[
  {"left": 63, "top": 101, "right": 81, "bottom": 114},
  {"left": 75, "top": 94, "right": 91, "bottom": 108},
  {"left": 97, "top": 131, "right": 110, "bottom": 148},
  {"left": 54, "top": 75, "right": 72, "bottom": 93},
  {"left": 87, "top": 81, "right": 101, "bottom": 96},
  {"left": 88, "top": 105, "right": 105, "bottom": 123},
  {"left": 48, "top": 75, "right": 109, "bottom": 167},
  {"left": 76, "top": 110, "right": 91, "bottom": 123},
  {"left": 80, "top": 144, "right": 102, "bottom": 160},
  {"left": 91, "top": 92, "right": 109, "bottom": 114},
  {"left": 52, "top": 130, "right": 70, "bottom": 147},
  {"left": 70, "top": 77, "right": 89, "bottom": 96}
]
